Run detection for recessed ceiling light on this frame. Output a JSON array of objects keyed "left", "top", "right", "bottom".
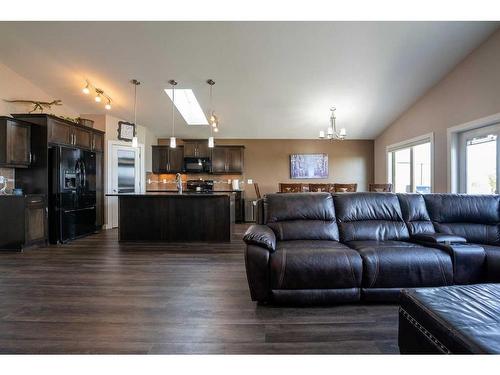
[{"left": 164, "top": 88, "right": 208, "bottom": 125}]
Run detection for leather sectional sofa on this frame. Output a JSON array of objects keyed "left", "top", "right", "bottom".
[{"left": 243, "top": 192, "right": 500, "bottom": 305}]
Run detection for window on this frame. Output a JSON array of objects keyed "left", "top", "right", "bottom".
[
  {"left": 458, "top": 123, "right": 500, "bottom": 194},
  {"left": 387, "top": 134, "right": 433, "bottom": 193}
]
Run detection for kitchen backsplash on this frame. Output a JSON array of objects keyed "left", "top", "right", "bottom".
[
  {"left": 146, "top": 172, "right": 246, "bottom": 191},
  {"left": 0, "top": 167, "right": 15, "bottom": 193}
]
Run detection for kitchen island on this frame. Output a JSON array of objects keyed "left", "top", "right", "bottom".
[{"left": 107, "top": 192, "right": 235, "bottom": 242}]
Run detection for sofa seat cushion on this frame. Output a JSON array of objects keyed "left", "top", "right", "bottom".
[
  {"left": 346, "top": 241, "right": 453, "bottom": 288},
  {"left": 269, "top": 240, "right": 362, "bottom": 290},
  {"left": 472, "top": 243, "right": 500, "bottom": 282}
]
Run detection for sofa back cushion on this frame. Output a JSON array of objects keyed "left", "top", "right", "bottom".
[
  {"left": 397, "top": 194, "right": 435, "bottom": 235},
  {"left": 333, "top": 192, "right": 409, "bottom": 242},
  {"left": 263, "top": 193, "right": 339, "bottom": 241},
  {"left": 423, "top": 194, "right": 500, "bottom": 245}
]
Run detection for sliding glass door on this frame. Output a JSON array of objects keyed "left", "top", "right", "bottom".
[{"left": 458, "top": 124, "right": 500, "bottom": 194}]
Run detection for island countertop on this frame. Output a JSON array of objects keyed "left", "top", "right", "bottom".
[
  {"left": 111, "top": 192, "right": 235, "bottom": 242},
  {"left": 106, "top": 192, "right": 234, "bottom": 197}
]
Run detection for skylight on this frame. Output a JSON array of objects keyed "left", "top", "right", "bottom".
[{"left": 164, "top": 88, "right": 208, "bottom": 125}]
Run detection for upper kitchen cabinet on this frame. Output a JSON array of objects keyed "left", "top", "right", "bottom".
[
  {"left": 91, "top": 131, "right": 104, "bottom": 152},
  {"left": 152, "top": 145, "right": 168, "bottom": 173},
  {"left": 169, "top": 146, "right": 184, "bottom": 172},
  {"left": 72, "top": 126, "right": 92, "bottom": 149},
  {"left": 211, "top": 146, "right": 245, "bottom": 174},
  {"left": 47, "top": 117, "right": 72, "bottom": 145},
  {"left": 0, "top": 117, "right": 31, "bottom": 168},
  {"left": 11, "top": 114, "right": 104, "bottom": 151},
  {"left": 210, "top": 147, "right": 227, "bottom": 173},
  {"left": 152, "top": 145, "right": 184, "bottom": 173},
  {"left": 226, "top": 147, "right": 244, "bottom": 173},
  {"left": 183, "top": 140, "right": 210, "bottom": 158}
]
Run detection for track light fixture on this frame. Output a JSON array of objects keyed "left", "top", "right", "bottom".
[
  {"left": 82, "top": 81, "right": 90, "bottom": 95},
  {"left": 81, "top": 80, "right": 113, "bottom": 110},
  {"left": 94, "top": 89, "right": 103, "bottom": 103}
]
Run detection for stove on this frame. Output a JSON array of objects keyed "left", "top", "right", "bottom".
[{"left": 186, "top": 179, "right": 214, "bottom": 193}]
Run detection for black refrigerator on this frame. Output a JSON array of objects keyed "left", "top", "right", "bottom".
[{"left": 49, "top": 146, "right": 97, "bottom": 243}]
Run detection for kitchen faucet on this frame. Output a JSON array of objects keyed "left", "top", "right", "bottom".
[{"left": 175, "top": 173, "right": 183, "bottom": 194}]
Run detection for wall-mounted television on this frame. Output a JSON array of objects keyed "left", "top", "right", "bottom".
[{"left": 290, "top": 153, "right": 328, "bottom": 179}]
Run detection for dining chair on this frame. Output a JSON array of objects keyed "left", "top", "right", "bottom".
[
  {"left": 333, "top": 183, "right": 358, "bottom": 192},
  {"left": 368, "top": 183, "right": 392, "bottom": 192},
  {"left": 279, "top": 183, "right": 304, "bottom": 193},
  {"left": 308, "top": 183, "right": 331, "bottom": 192},
  {"left": 254, "top": 182, "right": 262, "bottom": 199}
]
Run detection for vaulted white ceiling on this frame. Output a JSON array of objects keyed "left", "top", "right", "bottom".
[{"left": 0, "top": 22, "right": 497, "bottom": 139}]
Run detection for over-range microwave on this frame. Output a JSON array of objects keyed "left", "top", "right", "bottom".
[{"left": 184, "top": 157, "right": 211, "bottom": 173}]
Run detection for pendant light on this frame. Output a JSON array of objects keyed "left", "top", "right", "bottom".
[
  {"left": 207, "top": 79, "right": 217, "bottom": 148},
  {"left": 131, "top": 79, "right": 140, "bottom": 148},
  {"left": 169, "top": 79, "right": 178, "bottom": 148}
]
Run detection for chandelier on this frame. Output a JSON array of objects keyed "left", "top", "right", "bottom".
[{"left": 319, "top": 107, "right": 346, "bottom": 140}]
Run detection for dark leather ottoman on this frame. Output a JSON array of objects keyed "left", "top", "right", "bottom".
[{"left": 399, "top": 284, "right": 500, "bottom": 354}]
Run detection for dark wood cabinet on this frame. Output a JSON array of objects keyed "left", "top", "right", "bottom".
[
  {"left": 0, "top": 195, "right": 47, "bottom": 251},
  {"left": 0, "top": 117, "right": 31, "bottom": 168},
  {"left": 73, "top": 126, "right": 92, "bottom": 149},
  {"left": 211, "top": 146, "right": 244, "bottom": 174},
  {"left": 10, "top": 114, "right": 106, "bottom": 239},
  {"left": 183, "top": 140, "right": 209, "bottom": 158},
  {"left": 92, "top": 131, "right": 104, "bottom": 152},
  {"left": 48, "top": 118, "right": 73, "bottom": 145},
  {"left": 25, "top": 195, "right": 47, "bottom": 245},
  {"left": 169, "top": 147, "right": 184, "bottom": 172},
  {"left": 152, "top": 146, "right": 168, "bottom": 173},
  {"left": 183, "top": 142, "right": 197, "bottom": 158},
  {"left": 210, "top": 147, "right": 227, "bottom": 173},
  {"left": 233, "top": 191, "right": 245, "bottom": 223},
  {"left": 226, "top": 147, "right": 244, "bottom": 173},
  {"left": 43, "top": 116, "right": 101, "bottom": 150},
  {"left": 152, "top": 145, "right": 184, "bottom": 173}
]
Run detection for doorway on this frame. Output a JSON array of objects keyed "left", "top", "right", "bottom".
[{"left": 107, "top": 141, "right": 145, "bottom": 228}]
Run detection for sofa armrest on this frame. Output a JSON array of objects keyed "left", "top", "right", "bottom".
[
  {"left": 431, "top": 243, "right": 486, "bottom": 284},
  {"left": 243, "top": 225, "right": 276, "bottom": 252},
  {"left": 412, "top": 233, "right": 466, "bottom": 244}
]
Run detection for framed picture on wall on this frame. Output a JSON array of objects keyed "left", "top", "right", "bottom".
[
  {"left": 117, "top": 121, "right": 136, "bottom": 142},
  {"left": 290, "top": 153, "right": 328, "bottom": 179}
]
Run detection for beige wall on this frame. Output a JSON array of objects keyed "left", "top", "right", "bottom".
[
  {"left": 156, "top": 139, "right": 373, "bottom": 199},
  {"left": 0, "top": 61, "right": 82, "bottom": 186},
  {"left": 374, "top": 28, "right": 500, "bottom": 192},
  {"left": 0, "top": 62, "right": 79, "bottom": 118}
]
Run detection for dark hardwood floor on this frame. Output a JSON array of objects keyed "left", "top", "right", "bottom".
[{"left": 0, "top": 225, "right": 399, "bottom": 354}]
